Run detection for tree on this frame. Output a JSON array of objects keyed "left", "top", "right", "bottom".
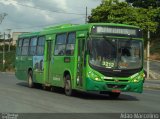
[
  {"left": 0, "top": 13, "right": 7, "bottom": 24},
  {"left": 88, "top": 0, "right": 159, "bottom": 45},
  {"left": 126, "top": 0, "right": 160, "bottom": 39},
  {"left": 126, "top": 0, "right": 160, "bottom": 8}
]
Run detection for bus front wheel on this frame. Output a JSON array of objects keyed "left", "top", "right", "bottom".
[
  {"left": 64, "top": 75, "right": 73, "bottom": 96},
  {"left": 28, "top": 71, "right": 34, "bottom": 88}
]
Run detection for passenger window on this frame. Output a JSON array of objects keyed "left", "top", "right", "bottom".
[
  {"left": 21, "top": 38, "right": 29, "bottom": 55},
  {"left": 54, "top": 34, "right": 66, "bottom": 55},
  {"left": 29, "top": 37, "right": 37, "bottom": 55},
  {"left": 66, "top": 32, "right": 76, "bottom": 55},
  {"left": 18, "top": 39, "right": 23, "bottom": 46},
  {"left": 37, "top": 37, "right": 45, "bottom": 56},
  {"left": 17, "top": 39, "right": 23, "bottom": 55}
]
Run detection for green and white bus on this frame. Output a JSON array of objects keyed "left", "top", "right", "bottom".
[{"left": 15, "top": 23, "right": 144, "bottom": 98}]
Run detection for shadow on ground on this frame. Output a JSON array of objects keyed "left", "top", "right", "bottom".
[{"left": 16, "top": 82, "right": 139, "bottom": 101}]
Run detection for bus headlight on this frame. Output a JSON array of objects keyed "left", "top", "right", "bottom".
[
  {"left": 95, "top": 77, "right": 101, "bottom": 81},
  {"left": 133, "top": 79, "right": 139, "bottom": 83},
  {"left": 142, "top": 73, "right": 145, "bottom": 78},
  {"left": 88, "top": 71, "right": 102, "bottom": 81},
  {"left": 132, "top": 75, "right": 142, "bottom": 83}
]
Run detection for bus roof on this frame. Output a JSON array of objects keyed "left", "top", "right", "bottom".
[
  {"left": 19, "top": 32, "right": 40, "bottom": 38},
  {"left": 18, "top": 23, "right": 140, "bottom": 38}
]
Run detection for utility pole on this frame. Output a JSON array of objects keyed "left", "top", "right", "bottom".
[
  {"left": 0, "top": 13, "right": 8, "bottom": 71},
  {"left": 7, "top": 29, "right": 12, "bottom": 52},
  {"left": 85, "top": 6, "right": 88, "bottom": 24},
  {"left": 3, "top": 32, "right": 5, "bottom": 70},
  {"left": 147, "top": 30, "right": 150, "bottom": 79}
]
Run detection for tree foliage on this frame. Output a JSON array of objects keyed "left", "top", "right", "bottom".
[
  {"left": 88, "top": 0, "right": 160, "bottom": 43},
  {"left": 126, "top": 0, "right": 160, "bottom": 8}
]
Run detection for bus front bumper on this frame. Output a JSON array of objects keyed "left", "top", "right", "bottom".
[{"left": 86, "top": 78, "right": 143, "bottom": 93}]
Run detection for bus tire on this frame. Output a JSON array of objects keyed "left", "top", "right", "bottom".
[
  {"left": 64, "top": 75, "right": 74, "bottom": 96},
  {"left": 108, "top": 92, "right": 120, "bottom": 99},
  {"left": 28, "top": 71, "right": 34, "bottom": 88}
]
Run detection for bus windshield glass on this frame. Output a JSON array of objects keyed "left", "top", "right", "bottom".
[{"left": 89, "top": 37, "right": 142, "bottom": 70}]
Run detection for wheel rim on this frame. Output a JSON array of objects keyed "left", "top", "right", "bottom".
[{"left": 28, "top": 74, "right": 32, "bottom": 87}]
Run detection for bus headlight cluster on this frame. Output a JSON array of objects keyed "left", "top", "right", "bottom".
[
  {"left": 88, "top": 71, "right": 101, "bottom": 81},
  {"left": 133, "top": 79, "right": 139, "bottom": 83},
  {"left": 132, "top": 75, "right": 142, "bottom": 83}
]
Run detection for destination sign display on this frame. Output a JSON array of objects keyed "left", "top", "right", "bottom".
[{"left": 91, "top": 26, "right": 142, "bottom": 38}]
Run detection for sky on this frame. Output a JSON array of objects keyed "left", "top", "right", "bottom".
[{"left": 0, "top": 0, "right": 102, "bottom": 33}]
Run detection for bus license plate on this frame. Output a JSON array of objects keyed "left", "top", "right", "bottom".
[{"left": 112, "top": 90, "right": 121, "bottom": 93}]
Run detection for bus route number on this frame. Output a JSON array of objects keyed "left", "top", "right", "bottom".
[{"left": 102, "top": 61, "right": 114, "bottom": 68}]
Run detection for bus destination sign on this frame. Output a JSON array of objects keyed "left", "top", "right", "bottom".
[{"left": 91, "top": 26, "right": 142, "bottom": 37}]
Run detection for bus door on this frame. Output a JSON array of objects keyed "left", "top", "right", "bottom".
[
  {"left": 45, "top": 40, "right": 52, "bottom": 84},
  {"left": 77, "top": 38, "right": 85, "bottom": 87}
]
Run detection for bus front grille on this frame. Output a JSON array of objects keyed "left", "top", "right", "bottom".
[
  {"left": 107, "top": 84, "right": 126, "bottom": 89},
  {"left": 104, "top": 79, "right": 129, "bottom": 82}
]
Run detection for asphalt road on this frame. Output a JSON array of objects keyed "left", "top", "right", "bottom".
[{"left": 0, "top": 72, "right": 160, "bottom": 113}]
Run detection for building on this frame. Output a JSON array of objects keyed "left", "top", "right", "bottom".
[{"left": 12, "top": 32, "right": 28, "bottom": 45}]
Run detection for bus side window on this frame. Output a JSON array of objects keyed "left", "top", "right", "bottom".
[
  {"left": 29, "top": 37, "right": 37, "bottom": 55},
  {"left": 66, "top": 32, "right": 76, "bottom": 55},
  {"left": 21, "top": 38, "right": 30, "bottom": 55},
  {"left": 54, "top": 33, "right": 66, "bottom": 56},
  {"left": 17, "top": 39, "right": 23, "bottom": 55},
  {"left": 37, "top": 36, "right": 45, "bottom": 56}
]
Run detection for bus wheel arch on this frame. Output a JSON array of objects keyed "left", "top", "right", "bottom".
[
  {"left": 28, "top": 68, "right": 34, "bottom": 88},
  {"left": 63, "top": 71, "right": 74, "bottom": 96}
]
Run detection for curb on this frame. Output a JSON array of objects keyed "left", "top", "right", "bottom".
[
  {"left": 145, "top": 59, "right": 160, "bottom": 63},
  {"left": 144, "top": 86, "right": 160, "bottom": 90},
  {"left": 0, "top": 72, "right": 15, "bottom": 75},
  {"left": 149, "top": 59, "right": 160, "bottom": 63}
]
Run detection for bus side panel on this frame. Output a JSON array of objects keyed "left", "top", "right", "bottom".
[
  {"left": 15, "top": 56, "right": 32, "bottom": 81},
  {"left": 15, "top": 56, "right": 23, "bottom": 80},
  {"left": 32, "top": 56, "right": 45, "bottom": 84},
  {"left": 49, "top": 34, "right": 76, "bottom": 88},
  {"left": 32, "top": 36, "right": 46, "bottom": 85}
]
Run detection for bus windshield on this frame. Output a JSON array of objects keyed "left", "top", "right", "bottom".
[{"left": 89, "top": 37, "right": 142, "bottom": 70}]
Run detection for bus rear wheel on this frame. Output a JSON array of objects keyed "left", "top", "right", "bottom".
[
  {"left": 108, "top": 92, "right": 120, "bottom": 99},
  {"left": 28, "top": 71, "right": 34, "bottom": 88},
  {"left": 64, "top": 75, "right": 74, "bottom": 96}
]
